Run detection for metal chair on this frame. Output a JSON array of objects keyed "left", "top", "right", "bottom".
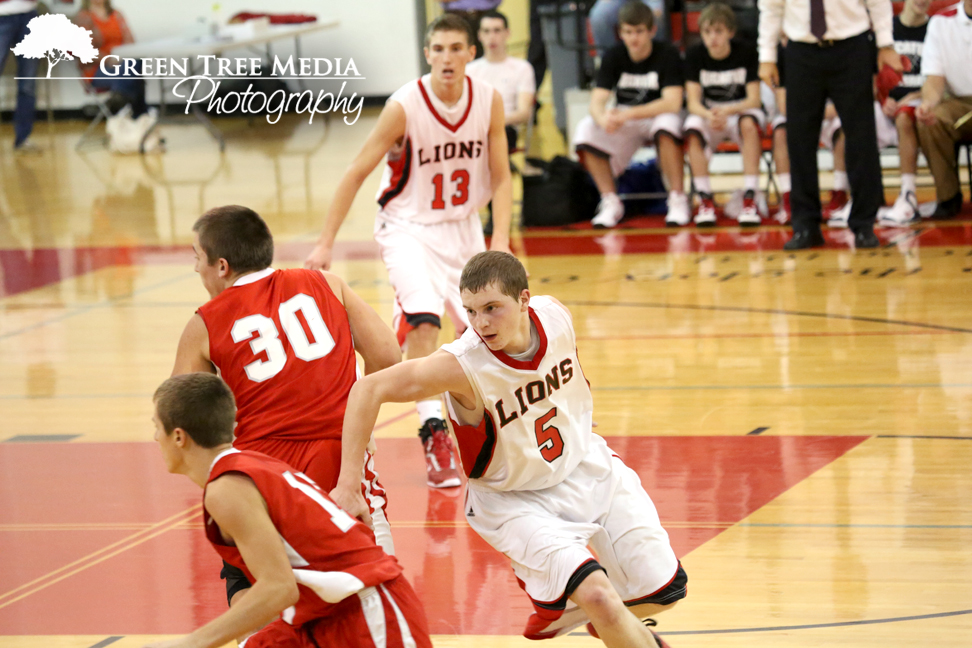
[{"left": 75, "top": 81, "right": 114, "bottom": 151}]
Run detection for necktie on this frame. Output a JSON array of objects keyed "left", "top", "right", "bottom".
[{"left": 810, "top": 0, "right": 827, "bottom": 40}]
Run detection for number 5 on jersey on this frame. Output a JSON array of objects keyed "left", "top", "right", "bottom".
[
  {"left": 231, "top": 293, "right": 335, "bottom": 383},
  {"left": 431, "top": 169, "right": 470, "bottom": 209}
]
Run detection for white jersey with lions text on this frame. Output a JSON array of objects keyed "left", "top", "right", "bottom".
[
  {"left": 375, "top": 73, "right": 494, "bottom": 225},
  {"left": 440, "top": 296, "right": 593, "bottom": 492}
]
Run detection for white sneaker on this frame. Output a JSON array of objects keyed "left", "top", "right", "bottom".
[
  {"left": 828, "top": 198, "right": 851, "bottom": 228},
  {"left": 665, "top": 192, "right": 690, "bottom": 227},
  {"left": 694, "top": 194, "right": 716, "bottom": 226},
  {"left": 738, "top": 190, "right": 761, "bottom": 226},
  {"left": 878, "top": 191, "right": 918, "bottom": 227},
  {"left": 592, "top": 194, "right": 625, "bottom": 228}
]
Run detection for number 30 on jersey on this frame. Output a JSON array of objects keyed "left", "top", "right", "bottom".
[{"left": 231, "top": 293, "right": 335, "bottom": 383}]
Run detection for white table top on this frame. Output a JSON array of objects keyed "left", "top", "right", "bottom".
[{"left": 113, "top": 19, "right": 338, "bottom": 60}]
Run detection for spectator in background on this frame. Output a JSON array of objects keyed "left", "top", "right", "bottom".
[
  {"left": 0, "top": 0, "right": 41, "bottom": 153},
  {"left": 916, "top": 0, "right": 972, "bottom": 220},
  {"left": 759, "top": 0, "right": 901, "bottom": 249},
  {"left": 439, "top": 0, "right": 503, "bottom": 58},
  {"left": 589, "top": 0, "right": 667, "bottom": 56},
  {"left": 573, "top": 1, "right": 686, "bottom": 228},
  {"left": 74, "top": 0, "right": 147, "bottom": 117},
  {"left": 467, "top": 11, "right": 537, "bottom": 152},
  {"left": 683, "top": 3, "right": 764, "bottom": 227}
]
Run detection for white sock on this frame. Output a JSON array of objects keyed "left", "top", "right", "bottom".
[
  {"left": 901, "top": 173, "right": 917, "bottom": 194},
  {"left": 695, "top": 176, "right": 713, "bottom": 194},
  {"left": 417, "top": 400, "right": 443, "bottom": 424},
  {"left": 833, "top": 171, "right": 849, "bottom": 192},
  {"left": 778, "top": 173, "right": 791, "bottom": 194},
  {"left": 743, "top": 175, "right": 759, "bottom": 191}
]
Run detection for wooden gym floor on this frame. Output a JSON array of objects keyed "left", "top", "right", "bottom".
[{"left": 0, "top": 109, "right": 970, "bottom": 648}]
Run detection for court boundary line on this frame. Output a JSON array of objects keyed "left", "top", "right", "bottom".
[
  {"left": 562, "top": 300, "right": 972, "bottom": 334},
  {"left": 0, "top": 505, "right": 201, "bottom": 610}
]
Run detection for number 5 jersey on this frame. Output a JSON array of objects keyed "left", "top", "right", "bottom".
[
  {"left": 441, "top": 296, "right": 594, "bottom": 492},
  {"left": 197, "top": 268, "right": 358, "bottom": 445},
  {"left": 376, "top": 73, "right": 494, "bottom": 225}
]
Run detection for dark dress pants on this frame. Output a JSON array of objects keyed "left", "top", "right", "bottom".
[{"left": 785, "top": 32, "right": 883, "bottom": 233}]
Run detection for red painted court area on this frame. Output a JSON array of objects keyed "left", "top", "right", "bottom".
[{"left": 0, "top": 435, "right": 866, "bottom": 635}]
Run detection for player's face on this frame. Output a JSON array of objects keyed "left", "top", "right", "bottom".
[
  {"left": 152, "top": 409, "right": 180, "bottom": 474},
  {"left": 192, "top": 233, "right": 222, "bottom": 299},
  {"left": 701, "top": 23, "right": 733, "bottom": 56},
  {"left": 619, "top": 23, "right": 655, "bottom": 58},
  {"left": 425, "top": 30, "right": 475, "bottom": 84},
  {"left": 462, "top": 283, "right": 529, "bottom": 351},
  {"left": 478, "top": 18, "right": 508, "bottom": 55}
]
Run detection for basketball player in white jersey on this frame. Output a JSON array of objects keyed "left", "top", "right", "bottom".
[
  {"left": 305, "top": 14, "right": 513, "bottom": 490},
  {"left": 329, "top": 252, "right": 687, "bottom": 648}
]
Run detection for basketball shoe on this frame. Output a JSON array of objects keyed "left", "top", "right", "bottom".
[
  {"left": 738, "top": 189, "right": 761, "bottom": 226},
  {"left": 421, "top": 419, "right": 462, "bottom": 488},
  {"left": 694, "top": 193, "right": 716, "bottom": 227}
]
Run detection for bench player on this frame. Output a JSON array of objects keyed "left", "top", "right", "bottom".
[
  {"left": 303, "top": 14, "right": 514, "bottom": 490},
  {"left": 172, "top": 205, "right": 401, "bottom": 609},
  {"left": 329, "top": 252, "right": 687, "bottom": 648},
  {"left": 146, "top": 373, "right": 432, "bottom": 648}
]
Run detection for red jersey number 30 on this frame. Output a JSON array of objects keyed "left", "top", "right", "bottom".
[{"left": 231, "top": 293, "right": 335, "bottom": 383}]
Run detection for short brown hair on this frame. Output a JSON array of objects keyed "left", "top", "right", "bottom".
[
  {"left": 460, "top": 251, "right": 528, "bottom": 301},
  {"left": 192, "top": 205, "right": 273, "bottom": 273},
  {"left": 154, "top": 373, "right": 237, "bottom": 448},
  {"left": 425, "top": 13, "right": 473, "bottom": 47},
  {"left": 618, "top": 1, "right": 655, "bottom": 31},
  {"left": 699, "top": 3, "right": 736, "bottom": 32}
]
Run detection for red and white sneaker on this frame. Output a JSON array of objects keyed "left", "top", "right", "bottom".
[
  {"left": 421, "top": 419, "right": 462, "bottom": 488},
  {"left": 694, "top": 193, "right": 717, "bottom": 227},
  {"left": 738, "top": 189, "right": 761, "bottom": 226},
  {"left": 824, "top": 189, "right": 848, "bottom": 219}
]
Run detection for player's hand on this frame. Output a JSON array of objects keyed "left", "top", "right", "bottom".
[
  {"left": 304, "top": 242, "right": 333, "bottom": 271},
  {"left": 877, "top": 46, "right": 904, "bottom": 74},
  {"left": 916, "top": 101, "right": 937, "bottom": 125},
  {"left": 710, "top": 107, "right": 728, "bottom": 131},
  {"left": 329, "top": 483, "right": 373, "bottom": 528},
  {"left": 604, "top": 109, "right": 627, "bottom": 133},
  {"left": 758, "top": 62, "right": 779, "bottom": 89},
  {"left": 882, "top": 98, "right": 898, "bottom": 118}
]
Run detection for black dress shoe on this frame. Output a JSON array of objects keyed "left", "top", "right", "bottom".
[
  {"left": 783, "top": 229, "right": 825, "bottom": 250},
  {"left": 930, "top": 192, "right": 963, "bottom": 220},
  {"left": 853, "top": 227, "right": 879, "bottom": 248}
]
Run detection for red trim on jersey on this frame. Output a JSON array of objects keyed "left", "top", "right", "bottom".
[
  {"left": 416, "top": 76, "right": 474, "bottom": 133},
  {"left": 447, "top": 409, "right": 497, "bottom": 479},
  {"left": 378, "top": 138, "right": 413, "bottom": 208},
  {"left": 940, "top": 7, "right": 958, "bottom": 15},
  {"left": 480, "top": 307, "right": 548, "bottom": 371}
]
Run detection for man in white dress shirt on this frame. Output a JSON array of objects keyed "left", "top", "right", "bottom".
[
  {"left": 915, "top": 0, "right": 972, "bottom": 219},
  {"left": 758, "top": 0, "right": 904, "bottom": 249}
]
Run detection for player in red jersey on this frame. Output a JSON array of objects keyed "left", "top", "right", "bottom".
[
  {"left": 171, "top": 205, "right": 401, "bottom": 607},
  {"left": 145, "top": 373, "right": 432, "bottom": 648}
]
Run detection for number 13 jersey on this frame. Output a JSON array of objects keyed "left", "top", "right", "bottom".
[
  {"left": 441, "top": 296, "right": 593, "bottom": 492},
  {"left": 197, "top": 268, "right": 358, "bottom": 445},
  {"left": 376, "top": 73, "right": 494, "bottom": 225}
]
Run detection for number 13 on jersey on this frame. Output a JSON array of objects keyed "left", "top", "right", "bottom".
[{"left": 431, "top": 169, "right": 470, "bottom": 209}]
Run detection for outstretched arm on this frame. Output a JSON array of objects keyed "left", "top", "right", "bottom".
[
  {"left": 487, "top": 89, "right": 513, "bottom": 254},
  {"left": 305, "top": 101, "right": 407, "bottom": 270},
  {"left": 171, "top": 314, "right": 215, "bottom": 376},
  {"left": 330, "top": 351, "right": 474, "bottom": 519},
  {"left": 142, "top": 475, "right": 299, "bottom": 648}
]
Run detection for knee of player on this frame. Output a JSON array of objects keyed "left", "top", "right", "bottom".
[
  {"left": 739, "top": 119, "right": 759, "bottom": 137},
  {"left": 570, "top": 572, "right": 625, "bottom": 621},
  {"left": 895, "top": 112, "right": 915, "bottom": 133}
]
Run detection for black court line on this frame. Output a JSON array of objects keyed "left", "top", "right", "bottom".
[
  {"left": 87, "top": 637, "right": 123, "bottom": 648},
  {"left": 877, "top": 434, "right": 972, "bottom": 440},
  {"left": 747, "top": 427, "right": 769, "bottom": 435},
  {"left": 562, "top": 300, "right": 972, "bottom": 335},
  {"left": 568, "top": 608, "right": 972, "bottom": 638}
]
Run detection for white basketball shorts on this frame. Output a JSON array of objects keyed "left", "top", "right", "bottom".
[
  {"left": 573, "top": 111, "right": 683, "bottom": 178},
  {"left": 465, "top": 435, "right": 681, "bottom": 609},
  {"left": 374, "top": 212, "right": 486, "bottom": 344},
  {"left": 683, "top": 108, "right": 766, "bottom": 158},
  {"left": 822, "top": 101, "right": 899, "bottom": 151}
]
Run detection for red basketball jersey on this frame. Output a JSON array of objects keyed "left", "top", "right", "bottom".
[
  {"left": 205, "top": 449, "right": 402, "bottom": 627},
  {"left": 197, "top": 269, "right": 357, "bottom": 445}
]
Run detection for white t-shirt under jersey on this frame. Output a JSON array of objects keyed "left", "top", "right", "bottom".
[
  {"left": 441, "top": 296, "right": 594, "bottom": 492},
  {"left": 374, "top": 74, "right": 494, "bottom": 226},
  {"left": 466, "top": 56, "right": 536, "bottom": 116}
]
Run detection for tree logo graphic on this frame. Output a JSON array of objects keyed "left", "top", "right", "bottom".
[{"left": 11, "top": 14, "right": 99, "bottom": 77}]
